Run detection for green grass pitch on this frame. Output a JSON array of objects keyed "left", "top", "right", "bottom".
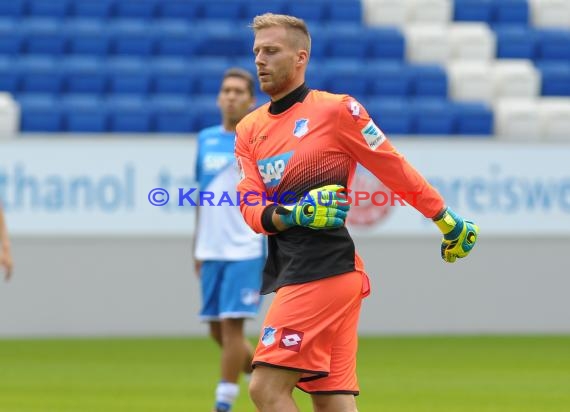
[{"left": 0, "top": 335, "right": 568, "bottom": 411}]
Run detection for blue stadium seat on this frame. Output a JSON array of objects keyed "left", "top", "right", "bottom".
[
  {"left": 329, "top": 0, "right": 362, "bottom": 23},
  {"left": 65, "top": 19, "right": 110, "bottom": 56},
  {"left": 21, "top": 18, "right": 67, "bottom": 56},
  {"left": 193, "top": 95, "right": 221, "bottom": 131},
  {"left": 17, "top": 94, "right": 64, "bottom": 132},
  {"left": 71, "top": 0, "right": 114, "bottom": 18},
  {"left": 0, "top": 0, "right": 25, "bottom": 18},
  {"left": 243, "top": 0, "right": 286, "bottom": 20},
  {"left": 304, "top": 59, "right": 326, "bottom": 90},
  {"left": 107, "top": 58, "right": 151, "bottom": 95},
  {"left": 454, "top": 0, "right": 493, "bottom": 23},
  {"left": 0, "top": 19, "right": 23, "bottom": 56},
  {"left": 367, "top": 28, "right": 405, "bottom": 60},
  {"left": 410, "top": 98, "right": 456, "bottom": 135},
  {"left": 366, "top": 98, "right": 413, "bottom": 135},
  {"left": 115, "top": 0, "right": 158, "bottom": 19},
  {"left": 321, "top": 60, "right": 368, "bottom": 99},
  {"left": 107, "top": 96, "right": 153, "bottom": 132},
  {"left": 28, "top": 0, "right": 70, "bottom": 18},
  {"left": 492, "top": 0, "right": 529, "bottom": 24},
  {"left": 151, "top": 57, "right": 195, "bottom": 95},
  {"left": 202, "top": 0, "right": 244, "bottom": 20},
  {"left": 368, "top": 61, "right": 411, "bottom": 97},
  {"left": 18, "top": 56, "right": 63, "bottom": 93},
  {"left": 286, "top": 0, "right": 327, "bottom": 23},
  {"left": 536, "top": 29, "right": 570, "bottom": 61},
  {"left": 154, "top": 21, "right": 197, "bottom": 57},
  {"left": 0, "top": 57, "right": 20, "bottom": 93},
  {"left": 494, "top": 25, "right": 537, "bottom": 59},
  {"left": 109, "top": 19, "right": 156, "bottom": 57},
  {"left": 307, "top": 32, "right": 327, "bottom": 59},
  {"left": 452, "top": 102, "right": 493, "bottom": 135},
  {"left": 62, "top": 95, "right": 108, "bottom": 132},
  {"left": 151, "top": 95, "right": 196, "bottom": 133},
  {"left": 325, "top": 25, "right": 369, "bottom": 58},
  {"left": 192, "top": 59, "right": 232, "bottom": 95},
  {"left": 158, "top": 0, "right": 201, "bottom": 20},
  {"left": 194, "top": 27, "right": 250, "bottom": 58},
  {"left": 62, "top": 56, "right": 107, "bottom": 94},
  {"left": 536, "top": 61, "right": 570, "bottom": 96},
  {"left": 408, "top": 65, "right": 448, "bottom": 97}
]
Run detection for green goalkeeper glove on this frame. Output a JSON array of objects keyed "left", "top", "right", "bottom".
[
  {"left": 433, "top": 207, "right": 479, "bottom": 263},
  {"left": 276, "top": 184, "right": 350, "bottom": 230}
]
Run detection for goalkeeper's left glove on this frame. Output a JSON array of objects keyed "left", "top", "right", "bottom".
[
  {"left": 276, "top": 184, "right": 350, "bottom": 230},
  {"left": 433, "top": 207, "right": 479, "bottom": 263}
]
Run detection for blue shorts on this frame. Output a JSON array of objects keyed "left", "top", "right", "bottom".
[{"left": 199, "top": 257, "right": 264, "bottom": 321}]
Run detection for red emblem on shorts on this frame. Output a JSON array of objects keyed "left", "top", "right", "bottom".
[{"left": 279, "top": 328, "right": 304, "bottom": 352}]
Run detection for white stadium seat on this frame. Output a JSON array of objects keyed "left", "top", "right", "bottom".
[
  {"left": 364, "top": 0, "right": 408, "bottom": 26},
  {"left": 539, "top": 98, "right": 570, "bottom": 140},
  {"left": 447, "top": 61, "right": 494, "bottom": 102},
  {"left": 404, "top": 24, "right": 450, "bottom": 63},
  {"left": 448, "top": 23, "right": 496, "bottom": 61},
  {"left": 494, "top": 99, "right": 541, "bottom": 140},
  {"left": 407, "top": 0, "right": 453, "bottom": 24},
  {"left": 0, "top": 93, "right": 20, "bottom": 138},
  {"left": 529, "top": 0, "right": 570, "bottom": 28},
  {"left": 492, "top": 60, "right": 541, "bottom": 99}
]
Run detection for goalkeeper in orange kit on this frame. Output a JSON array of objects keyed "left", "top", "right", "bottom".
[{"left": 234, "top": 13, "right": 479, "bottom": 412}]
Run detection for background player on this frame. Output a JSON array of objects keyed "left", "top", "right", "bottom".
[
  {"left": 193, "top": 68, "right": 266, "bottom": 412},
  {"left": 235, "top": 14, "right": 479, "bottom": 412}
]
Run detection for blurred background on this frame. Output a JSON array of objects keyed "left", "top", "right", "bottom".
[{"left": 0, "top": 0, "right": 569, "bottom": 411}]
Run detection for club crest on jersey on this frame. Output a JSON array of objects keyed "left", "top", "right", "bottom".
[
  {"left": 293, "top": 118, "right": 309, "bottom": 138},
  {"left": 257, "top": 151, "right": 293, "bottom": 188},
  {"left": 261, "top": 326, "right": 277, "bottom": 346},
  {"left": 361, "top": 119, "right": 386, "bottom": 150}
]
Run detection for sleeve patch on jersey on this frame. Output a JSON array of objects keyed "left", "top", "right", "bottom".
[
  {"left": 361, "top": 119, "right": 386, "bottom": 150},
  {"left": 346, "top": 100, "right": 361, "bottom": 121}
]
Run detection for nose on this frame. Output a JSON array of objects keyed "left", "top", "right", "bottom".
[{"left": 254, "top": 51, "right": 265, "bottom": 67}]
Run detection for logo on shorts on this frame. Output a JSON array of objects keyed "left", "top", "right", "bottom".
[
  {"left": 279, "top": 328, "right": 304, "bottom": 352},
  {"left": 241, "top": 289, "right": 260, "bottom": 306},
  {"left": 261, "top": 326, "right": 277, "bottom": 347}
]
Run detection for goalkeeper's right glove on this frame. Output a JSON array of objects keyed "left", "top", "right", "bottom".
[
  {"left": 433, "top": 207, "right": 479, "bottom": 263},
  {"left": 276, "top": 184, "right": 350, "bottom": 230}
]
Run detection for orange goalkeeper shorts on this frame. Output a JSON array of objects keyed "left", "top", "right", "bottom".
[{"left": 252, "top": 270, "right": 371, "bottom": 395}]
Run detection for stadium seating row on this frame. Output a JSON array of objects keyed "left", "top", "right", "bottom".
[
  {"left": 0, "top": 0, "right": 362, "bottom": 23},
  {"left": 366, "top": 0, "right": 570, "bottom": 28},
  {"left": 0, "top": 19, "right": 405, "bottom": 60},
  {"left": 405, "top": 22, "right": 570, "bottom": 63},
  {"left": 16, "top": 94, "right": 493, "bottom": 135},
  {"left": 0, "top": 56, "right": 450, "bottom": 98}
]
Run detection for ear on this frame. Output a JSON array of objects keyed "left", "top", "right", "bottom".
[{"left": 297, "top": 49, "right": 309, "bottom": 66}]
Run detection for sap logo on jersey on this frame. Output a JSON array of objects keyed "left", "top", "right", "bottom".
[
  {"left": 203, "top": 153, "right": 233, "bottom": 173},
  {"left": 258, "top": 151, "right": 293, "bottom": 188}
]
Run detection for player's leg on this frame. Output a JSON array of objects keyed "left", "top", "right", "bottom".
[
  {"left": 209, "top": 321, "right": 222, "bottom": 346},
  {"left": 311, "top": 394, "right": 358, "bottom": 412},
  {"left": 249, "top": 365, "right": 301, "bottom": 412},
  {"left": 296, "top": 271, "right": 368, "bottom": 412},
  {"left": 215, "top": 258, "right": 263, "bottom": 411},
  {"left": 220, "top": 317, "right": 247, "bottom": 382}
]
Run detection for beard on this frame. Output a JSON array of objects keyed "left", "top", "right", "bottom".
[{"left": 260, "top": 68, "right": 295, "bottom": 98}]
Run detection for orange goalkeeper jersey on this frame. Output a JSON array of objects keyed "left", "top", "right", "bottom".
[{"left": 235, "top": 88, "right": 444, "bottom": 294}]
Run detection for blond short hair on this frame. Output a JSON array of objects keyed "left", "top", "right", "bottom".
[{"left": 250, "top": 13, "right": 311, "bottom": 56}]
